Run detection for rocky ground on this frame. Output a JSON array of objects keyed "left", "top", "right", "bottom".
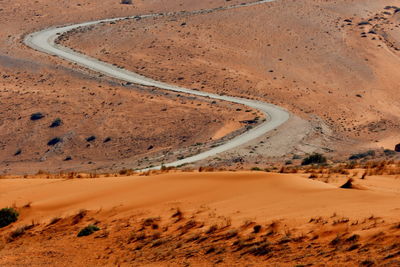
[
  {"left": 60, "top": 0, "right": 400, "bottom": 167},
  {"left": 0, "top": 0, "right": 262, "bottom": 174}
]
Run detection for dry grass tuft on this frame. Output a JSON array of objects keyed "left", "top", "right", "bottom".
[{"left": 72, "top": 209, "right": 87, "bottom": 225}]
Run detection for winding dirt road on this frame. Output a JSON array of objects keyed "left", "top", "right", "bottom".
[{"left": 24, "top": 0, "right": 290, "bottom": 170}]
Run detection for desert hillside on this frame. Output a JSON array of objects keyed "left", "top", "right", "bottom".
[
  {"left": 0, "top": 0, "right": 262, "bottom": 174},
  {"left": 61, "top": 0, "right": 400, "bottom": 162},
  {"left": 1, "top": 0, "right": 400, "bottom": 172}
]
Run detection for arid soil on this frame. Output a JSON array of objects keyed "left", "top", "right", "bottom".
[
  {"left": 0, "top": 171, "right": 399, "bottom": 266},
  {"left": 1, "top": 1, "right": 400, "bottom": 266},
  {"left": 0, "top": 0, "right": 263, "bottom": 174},
  {"left": 61, "top": 0, "right": 400, "bottom": 159}
]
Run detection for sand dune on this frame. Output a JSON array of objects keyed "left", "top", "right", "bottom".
[
  {"left": 1, "top": 172, "right": 399, "bottom": 225},
  {"left": 1, "top": 172, "right": 399, "bottom": 266}
]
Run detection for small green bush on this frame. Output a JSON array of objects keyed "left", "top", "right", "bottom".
[
  {"left": 77, "top": 225, "right": 100, "bottom": 237},
  {"left": 0, "top": 208, "right": 19, "bottom": 228},
  {"left": 301, "top": 153, "right": 327, "bottom": 165}
]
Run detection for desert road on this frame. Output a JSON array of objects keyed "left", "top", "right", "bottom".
[{"left": 24, "top": 0, "right": 290, "bottom": 170}]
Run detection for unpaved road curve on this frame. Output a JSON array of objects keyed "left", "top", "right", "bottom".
[{"left": 24, "top": 0, "right": 290, "bottom": 170}]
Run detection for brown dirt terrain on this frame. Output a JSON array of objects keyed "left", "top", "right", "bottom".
[
  {"left": 61, "top": 0, "right": 400, "bottom": 159},
  {"left": 0, "top": 0, "right": 262, "bottom": 174},
  {"left": 0, "top": 171, "right": 399, "bottom": 266}
]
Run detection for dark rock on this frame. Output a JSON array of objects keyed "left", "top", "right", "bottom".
[
  {"left": 358, "top": 21, "right": 370, "bottom": 26},
  {"left": 240, "top": 119, "right": 257, "bottom": 124},
  {"left": 48, "top": 137, "right": 61, "bottom": 146},
  {"left": 30, "top": 112, "right": 44, "bottom": 121},
  {"left": 14, "top": 149, "right": 22, "bottom": 156},
  {"left": 395, "top": 143, "right": 400, "bottom": 152},
  {"left": 50, "top": 118, "right": 62, "bottom": 128},
  {"left": 86, "top": 136, "right": 96, "bottom": 142},
  {"left": 120, "top": 0, "right": 132, "bottom": 4},
  {"left": 340, "top": 178, "right": 354, "bottom": 189}
]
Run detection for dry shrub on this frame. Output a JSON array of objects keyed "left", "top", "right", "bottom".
[
  {"left": 36, "top": 170, "right": 48, "bottom": 176},
  {"left": 186, "top": 231, "right": 202, "bottom": 242},
  {"left": 8, "top": 224, "right": 34, "bottom": 242},
  {"left": 198, "top": 166, "right": 215, "bottom": 172},
  {"left": 246, "top": 241, "right": 271, "bottom": 256},
  {"left": 179, "top": 220, "right": 197, "bottom": 235},
  {"left": 49, "top": 217, "right": 62, "bottom": 225},
  {"left": 67, "top": 172, "right": 77, "bottom": 179},
  {"left": 240, "top": 220, "right": 255, "bottom": 229},
  {"left": 265, "top": 221, "right": 279, "bottom": 236},
  {"left": 72, "top": 209, "right": 87, "bottom": 224},
  {"left": 360, "top": 160, "right": 400, "bottom": 176},
  {"left": 253, "top": 224, "right": 262, "bottom": 233},
  {"left": 205, "top": 224, "right": 218, "bottom": 234},
  {"left": 225, "top": 229, "right": 238, "bottom": 239},
  {"left": 88, "top": 173, "right": 99, "bottom": 178},
  {"left": 221, "top": 216, "right": 232, "bottom": 228},
  {"left": 171, "top": 208, "right": 183, "bottom": 222},
  {"left": 142, "top": 217, "right": 161, "bottom": 227},
  {"left": 119, "top": 169, "right": 135, "bottom": 176},
  {"left": 332, "top": 217, "right": 350, "bottom": 225}
]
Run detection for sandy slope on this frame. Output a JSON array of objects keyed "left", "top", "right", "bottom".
[
  {"left": 0, "top": 172, "right": 399, "bottom": 266},
  {"left": 1, "top": 172, "right": 399, "bottom": 224}
]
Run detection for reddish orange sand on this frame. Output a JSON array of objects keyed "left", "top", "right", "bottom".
[{"left": 0, "top": 172, "right": 399, "bottom": 266}]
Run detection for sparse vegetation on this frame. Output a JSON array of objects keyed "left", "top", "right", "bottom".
[
  {"left": 0, "top": 207, "right": 19, "bottom": 228},
  {"left": 172, "top": 208, "right": 183, "bottom": 222},
  {"left": 247, "top": 242, "right": 271, "bottom": 256},
  {"left": 119, "top": 168, "right": 135, "bottom": 176},
  {"left": 383, "top": 149, "right": 396, "bottom": 156},
  {"left": 349, "top": 150, "right": 375, "bottom": 160},
  {"left": 77, "top": 225, "right": 100, "bottom": 237},
  {"left": 9, "top": 224, "right": 34, "bottom": 241},
  {"left": 49, "top": 217, "right": 62, "bottom": 225},
  {"left": 72, "top": 209, "right": 87, "bottom": 224},
  {"left": 253, "top": 224, "right": 262, "bottom": 233},
  {"left": 301, "top": 153, "right": 327, "bottom": 165}
]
